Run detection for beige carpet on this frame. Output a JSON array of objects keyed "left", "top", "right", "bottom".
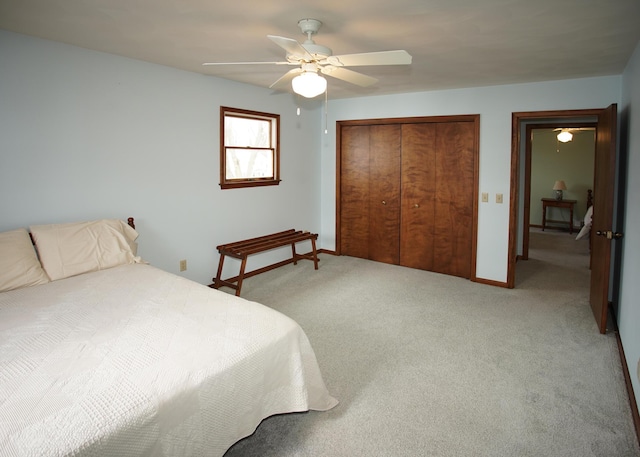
[{"left": 223, "top": 229, "right": 639, "bottom": 456}]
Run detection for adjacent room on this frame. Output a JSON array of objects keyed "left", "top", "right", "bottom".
[{"left": 1, "top": 1, "right": 640, "bottom": 455}]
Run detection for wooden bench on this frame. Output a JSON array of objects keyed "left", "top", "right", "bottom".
[{"left": 211, "top": 229, "right": 319, "bottom": 296}]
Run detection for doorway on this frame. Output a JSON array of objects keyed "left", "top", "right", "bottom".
[
  {"left": 509, "top": 106, "right": 618, "bottom": 334},
  {"left": 520, "top": 122, "right": 596, "bottom": 261}
]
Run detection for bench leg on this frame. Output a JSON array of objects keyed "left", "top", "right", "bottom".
[
  {"left": 311, "top": 237, "right": 319, "bottom": 270},
  {"left": 235, "top": 257, "right": 248, "bottom": 297},
  {"left": 213, "top": 254, "right": 226, "bottom": 288},
  {"left": 291, "top": 243, "right": 298, "bottom": 265}
]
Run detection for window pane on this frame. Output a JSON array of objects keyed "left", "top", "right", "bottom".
[
  {"left": 225, "top": 116, "right": 270, "bottom": 148},
  {"left": 225, "top": 148, "right": 274, "bottom": 179}
]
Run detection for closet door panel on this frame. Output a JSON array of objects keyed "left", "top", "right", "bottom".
[
  {"left": 340, "top": 125, "right": 371, "bottom": 259},
  {"left": 369, "top": 124, "right": 401, "bottom": 265},
  {"left": 433, "top": 122, "right": 475, "bottom": 278},
  {"left": 400, "top": 123, "right": 436, "bottom": 270}
]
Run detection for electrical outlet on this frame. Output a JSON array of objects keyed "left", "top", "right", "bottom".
[
  {"left": 179, "top": 259, "right": 187, "bottom": 272},
  {"left": 481, "top": 192, "right": 489, "bottom": 203},
  {"left": 496, "top": 193, "right": 503, "bottom": 204}
]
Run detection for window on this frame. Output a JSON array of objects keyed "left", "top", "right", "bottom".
[{"left": 220, "top": 106, "right": 280, "bottom": 189}]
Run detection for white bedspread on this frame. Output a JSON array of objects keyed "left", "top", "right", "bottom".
[{"left": 0, "top": 264, "right": 337, "bottom": 456}]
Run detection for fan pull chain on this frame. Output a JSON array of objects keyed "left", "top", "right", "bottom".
[{"left": 324, "top": 88, "right": 328, "bottom": 134}]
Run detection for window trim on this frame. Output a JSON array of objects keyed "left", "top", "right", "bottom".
[{"left": 220, "top": 106, "right": 281, "bottom": 189}]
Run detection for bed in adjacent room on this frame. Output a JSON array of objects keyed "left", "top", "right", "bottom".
[
  {"left": 575, "top": 188, "right": 593, "bottom": 242},
  {"left": 0, "top": 218, "right": 337, "bottom": 456}
]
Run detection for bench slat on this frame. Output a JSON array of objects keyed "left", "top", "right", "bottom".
[
  {"left": 221, "top": 232, "right": 315, "bottom": 257},
  {"left": 219, "top": 232, "right": 304, "bottom": 251},
  {"left": 217, "top": 229, "right": 297, "bottom": 250}
]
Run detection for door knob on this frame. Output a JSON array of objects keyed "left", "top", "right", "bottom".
[
  {"left": 595, "top": 230, "right": 624, "bottom": 240},
  {"left": 414, "top": 203, "right": 420, "bottom": 208},
  {"left": 382, "top": 200, "right": 387, "bottom": 205}
]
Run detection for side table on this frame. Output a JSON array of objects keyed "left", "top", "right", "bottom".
[{"left": 541, "top": 198, "right": 577, "bottom": 234}]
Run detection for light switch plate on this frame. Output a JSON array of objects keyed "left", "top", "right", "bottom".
[{"left": 496, "top": 193, "right": 503, "bottom": 204}]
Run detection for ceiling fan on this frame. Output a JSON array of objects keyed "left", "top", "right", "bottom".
[{"left": 202, "top": 19, "right": 412, "bottom": 98}]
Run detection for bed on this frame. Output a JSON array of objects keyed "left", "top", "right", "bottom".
[{"left": 0, "top": 218, "right": 337, "bottom": 456}]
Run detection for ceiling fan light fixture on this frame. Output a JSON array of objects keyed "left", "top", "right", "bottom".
[
  {"left": 203, "top": 19, "right": 411, "bottom": 97},
  {"left": 557, "top": 130, "right": 573, "bottom": 143},
  {"left": 292, "top": 71, "right": 327, "bottom": 98}
]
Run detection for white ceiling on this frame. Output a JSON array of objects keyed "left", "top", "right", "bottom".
[{"left": 1, "top": 0, "right": 639, "bottom": 99}]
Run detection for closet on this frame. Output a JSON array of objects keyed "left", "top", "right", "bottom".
[{"left": 337, "top": 115, "right": 478, "bottom": 279}]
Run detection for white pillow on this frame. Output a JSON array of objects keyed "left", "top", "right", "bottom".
[
  {"left": 575, "top": 206, "right": 593, "bottom": 241},
  {"left": 584, "top": 205, "right": 593, "bottom": 226},
  {"left": 30, "top": 219, "right": 140, "bottom": 281},
  {"left": 0, "top": 228, "right": 50, "bottom": 292}
]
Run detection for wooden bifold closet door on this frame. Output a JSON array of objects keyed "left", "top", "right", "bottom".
[{"left": 339, "top": 117, "right": 477, "bottom": 279}]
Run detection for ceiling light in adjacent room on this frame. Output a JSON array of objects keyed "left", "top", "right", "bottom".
[{"left": 557, "top": 130, "right": 573, "bottom": 143}]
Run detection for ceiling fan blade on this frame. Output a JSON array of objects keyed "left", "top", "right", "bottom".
[
  {"left": 320, "top": 66, "right": 378, "bottom": 87},
  {"left": 202, "top": 61, "right": 292, "bottom": 66},
  {"left": 267, "top": 35, "right": 312, "bottom": 61},
  {"left": 269, "top": 68, "right": 303, "bottom": 91},
  {"left": 326, "top": 50, "right": 412, "bottom": 67}
]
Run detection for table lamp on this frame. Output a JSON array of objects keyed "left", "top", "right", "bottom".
[{"left": 553, "top": 180, "right": 567, "bottom": 200}]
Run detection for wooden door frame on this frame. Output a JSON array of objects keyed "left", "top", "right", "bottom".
[
  {"left": 508, "top": 108, "right": 605, "bottom": 288},
  {"left": 336, "top": 114, "right": 480, "bottom": 281}
]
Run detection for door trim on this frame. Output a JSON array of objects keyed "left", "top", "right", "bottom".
[{"left": 509, "top": 108, "right": 607, "bottom": 288}]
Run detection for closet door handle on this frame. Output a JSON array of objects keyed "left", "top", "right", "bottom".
[
  {"left": 414, "top": 203, "right": 420, "bottom": 208},
  {"left": 382, "top": 200, "right": 387, "bottom": 205}
]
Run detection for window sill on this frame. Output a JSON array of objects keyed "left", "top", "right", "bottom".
[{"left": 220, "top": 179, "right": 281, "bottom": 190}]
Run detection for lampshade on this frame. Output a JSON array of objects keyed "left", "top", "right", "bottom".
[
  {"left": 553, "top": 180, "right": 567, "bottom": 191},
  {"left": 292, "top": 71, "right": 327, "bottom": 98},
  {"left": 557, "top": 130, "right": 573, "bottom": 143}
]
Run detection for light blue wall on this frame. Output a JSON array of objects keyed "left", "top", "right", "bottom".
[
  {"left": 620, "top": 39, "right": 640, "bottom": 417},
  {"left": 0, "top": 30, "right": 322, "bottom": 284},
  {"left": 322, "top": 77, "right": 621, "bottom": 282}
]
